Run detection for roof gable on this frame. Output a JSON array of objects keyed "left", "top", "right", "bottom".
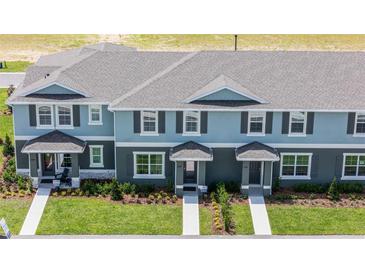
[
  {"left": 184, "top": 74, "right": 268, "bottom": 104},
  {"left": 26, "top": 83, "right": 84, "bottom": 96}
]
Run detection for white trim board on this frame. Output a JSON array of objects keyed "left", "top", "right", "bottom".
[
  {"left": 15, "top": 135, "right": 115, "bottom": 141},
  {"left": 116, "top": 142, "right": 365, "bottom": 149}
]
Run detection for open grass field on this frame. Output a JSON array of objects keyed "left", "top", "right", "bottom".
[
  {"left": 0, "top": 61, "right": 32, "bottom": 72},
  {"left": 0, "top": 199, "right": 31, "bottom": 235},
  {"left": 1, "top": 34, "right": 365, "bottom": 62},
  {"left": 232, "top": 204, "right": 254, "bottom": 235},
  {"left": 37, "top": 197, "right": 182, "bottom": 235},
  {"left": 267, "top": 205, "right": 365, "bottom": 235}
]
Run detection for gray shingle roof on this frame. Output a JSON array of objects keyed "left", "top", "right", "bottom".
[
  {"left": 21, "top": 130, "right": 86, "bottom": 153},
  {"left": 9, "top": 44, "right": 365, "bottom": 110},
  {"left": 169, "top": 141, "right": 213, "bottom": 161},
  {"left": 235, "top": 142, "right": 279, "bottom": 161}
]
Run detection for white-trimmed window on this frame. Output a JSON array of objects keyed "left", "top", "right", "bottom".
[
  {"left": 89, "top": 145, "right": 104, "bottom": 167},
  {"left": 141, "top": 111, "right": 158, "bottom": 134},
  {"left": 56, "top": 105, "right": 73, "bottom": 127},
  {"left": 57, "top": 153, "right": 72, "bottom": 169},
  {"left": 133, "top": 152, "right": 165, "bottom": 178},
  {"left": 289, "top": 112, "right": 307, "bottom": 135},
  {"left": 280, "top": 153, "right": 312, "bottom": 179},
  {"left": 36, "top": 105, "right": 53, "bottom": 127},
  {"left": 183, "top": 111, "right": 200, "bottom": 135},
  {"left": 88, "top": 105, "right": 102, "bottom": 125},
  {"left": 248, "top": 111, "right": 266, "bottom": 135},
  {"left": 354, "top": 112, "right": 365, "bottom": 135},
  {"left": 342, "top": 154, "right": 365, "bottom": 180}
]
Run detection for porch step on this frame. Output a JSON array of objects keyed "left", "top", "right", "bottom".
[
  {"left": 248, "top": 186, "right": 263, "bottom": 196},
  {"left": 183, "top": 186, "right": 197, "bottom": 192}
]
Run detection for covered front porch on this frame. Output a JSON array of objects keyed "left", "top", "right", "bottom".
[
  {"left": 235, "top": 141, "right": 280, "bottom": 196},
  {"left": 21, "top": 130, "right": 87, "bottom": 189},
  {"left": 170, "top": 141, "right": 213, "bottom": 196}
]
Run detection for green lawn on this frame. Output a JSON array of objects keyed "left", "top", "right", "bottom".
[
  {"left": 232, "top": 204, "right": 254, "bottom": 235},
  {"left": 200, "top": 206, "right": 213, "bottom": 235},
  {"left": 0, "top": 61, "right": 32, "bottom": 72},
  {"left": 37, "top": 197, "right": 182, "bottom": 235},
  {"left": 0, "top": 199, "right": 31, "bottom": 235},
  {"left": 0, "top": 88, "right": 13, "bottom": 166},
  {"left": 267, "top": 205, "right": 365, "bottom": 235},
  {"left": 0, "top": 88, "right": 8, "bottom": 112}
]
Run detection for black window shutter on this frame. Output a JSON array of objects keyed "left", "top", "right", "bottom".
[
  {"left": 334, "top": 155, "right": 343, "bottom": 179},
  {"left": 281, "top": 112, "right": 290, "bottom": 134},
  {"left": 200, "top": 111, "right": 208, "bottom": 134},
  {"left": 29, "top": 105, "right": 36, "bottom": 126},
  {"left": 176, "top": 111, "right": 183, "bottom": 133},
  {"left": 311, "top": 154, "right": 319, "bottom": 178},
  {"left": 158, "top": 111, "right": 165, "bottom": 133},
  {"left": 240, "top": 112, "right": 248, "bottom": 134},
  {"left": 265, "top": 112, "right": 273, "bottom": 134},
  {"left": 347, "top": 112, "right": 356, "bottom": 134},
  {"left": 306, "top": 112, "right": 315, "bottom": 134},
  {"left": 126, "top": 153, "right": 134, "bottom": 176},
  {"left": 73, "top": 105, "right": 80, "bottom": 127},
  {"left": 133, "top": 111, "right": 141, "bottom": 133}
]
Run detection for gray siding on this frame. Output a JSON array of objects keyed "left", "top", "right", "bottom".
[
  {"left": 79, "top": 141, "right": 115, "bottom": 169},
  {"left": 206, "top": 148, "right": 242, "bottom": 185},
  {"left": 116, "top": 147, "right": 174, "bottom": 185},
  {"left": 15, "top": 140, "right": 29, "bottom": 169}
]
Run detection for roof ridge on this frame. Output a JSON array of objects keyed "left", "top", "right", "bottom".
[{"left": 110, "top": 51, "right": 199, "bottom": 108}]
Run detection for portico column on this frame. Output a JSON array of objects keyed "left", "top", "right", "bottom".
[
  {"left": 241, "top": 161, "right": 249, "bottom": 195},
  {"left": 197, "top": 161, "right": 207, "bottom": 194},
  {"left": 175, "top": 161, "right": 184, "bottom": 196},
  {"left": 71, "top": 153, "right": 80, "bottom": 187},
  {"left": 29, "top": 153, "right": 39, "bottom": 187},
  {"left": 263, "top": 161, "right": 273, "bottom": 196}
]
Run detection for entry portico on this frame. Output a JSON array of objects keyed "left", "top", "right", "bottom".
[
  {"left": 236, "top": 142, "right": 280, "bottom": 195},
  {"left": 21, "top": 130, "right": 86, "bottom": 188}
]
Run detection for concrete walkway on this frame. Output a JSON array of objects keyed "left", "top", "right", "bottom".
[
  {"left": 182, "top": 194, "right": 200, "bottom": 235},
  {"left": 19, "top": 187, "right": 51, "bottom": 235},
  {"left": 248, "top": 193, "right": 272, "bottom": 235},
  {"left": 0, "top": 72, "right": 25, "bottom": 87}
]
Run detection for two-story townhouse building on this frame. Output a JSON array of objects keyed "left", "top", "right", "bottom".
[{"left": 7, "top": 42, "right": 365, "bottom": 196}]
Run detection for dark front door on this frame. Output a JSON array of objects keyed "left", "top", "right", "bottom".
[
  {"left": 249, "top": 161, "right": 262, "bottom": 185},
  {"left": 42, "top": 153, "right": 55, "bottom": 176},
  {"left": 184, "top": 161, "right": 197, "bottom": 184}
]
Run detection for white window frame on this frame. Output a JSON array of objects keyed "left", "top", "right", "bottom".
[
  {"left": 341, "top": 153, "right": 365, "bottom": 180},
  {"left": 56, "top": 105, "right": 73, "bottom": 128},
  {"left": 354, "top": 112, "right": 365, "bottom": 137},
  {"left": 36, "top": 104, "right": 54, "bottom": 129},
  {"left": 247, "top": 111, "right": 266, "bottom": 136},
  {"left": 133, "top": 152, "right": 165, "bottom": 179},
  {"left": 288, "top": 111, "right": 307, "bottom": 137},
  {"left": 56, "top": 153, "right": 72, "bottom": 171},
  {"left": 89, "top": 145, "right": 104, "bottom": 168},
  {"left": 140, "top": 111, "right": 159, "bottom": 136},
  {"left": 183, "top": 111, "right": 201, "bottom": 136},
  {"left": 88, "top": 105, "right": 103, "bottom": 125},
  {"left": 280, "top": 152, "right": 312, "bottom": 180}
]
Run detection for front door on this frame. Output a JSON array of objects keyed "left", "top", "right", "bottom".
[
  {"left": 42, "top": 153, "right": 55, "bottom": 177},
  {"left": 249, "top": 161, "right": 262, "bottom": 185},
  {"left": 184, "top": 161, "right": 197, "bottom": 184}
]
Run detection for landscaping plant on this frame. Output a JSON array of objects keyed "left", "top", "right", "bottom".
[
  {"left": 110, "top": 178, "right": 123, "bottom": 201},
  {"left": 2, "top": 134, "right": 14, "bottom": 157},
  {"left": 327, "top": 177, "right": 340, "bottom": 201},
  {"left": 272, "top": 177, "right": 281, "bottom": 192},
  {"left": 216, "top": 183, "right": 235, "bottom": 234}
]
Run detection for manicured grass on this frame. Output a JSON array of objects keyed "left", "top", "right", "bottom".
[
  {"left": 37, "top": 197, "right": 182, "bottom": 235},
  {"left": 0, "top": 199, "right": 31, "bottom": 235},
  {"left": 199, "top": 206, "right": 213, "bottom": 235},
  {"left": 0, "top": 88, "right": 8, "bottom": 112},
  {"left": 1, "top": 35, "right": 365, "bottom": 61},
  {"left": 232, "top": 204, "right": 254, "bottom": 235},
  {"left": 0, "top": 114, "right": 13, "bottom": 142},
  {"left": 267, "top": 205, "right": 365, "bottom": 235},
  {"left": 0, "top": 61, "right": 32, "bottom": 72}
]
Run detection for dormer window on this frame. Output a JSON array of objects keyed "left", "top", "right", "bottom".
[
  {"left": 183, "top": 111, "right": 200, "bottom": 135},
  {"left": 289, "top": 112, "right": 307, "bottom": 135}
]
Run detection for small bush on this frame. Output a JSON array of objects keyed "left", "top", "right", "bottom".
[
  {"left": 136, "top": 184, "right": 155, "bottom": 194},
  {"left": 293, "top": 183, "right": 327, "bottom": 194},
  {"left": 337, "top": 182, "right": 363, "bottom": 194},
  {"left": 327, "top": 177, "right": 340, "bottom": 201},
  {"left": 2, "top": 158, "right": 16, "bottom": 183},
  {"left": 272, "top": 177, "right": 281, "bottom": 192},
  {"left": 209, "top": 181, "right": 240, "bottom": 193},
  {"left": 110, "top": 178, "right": 122, "bottom": 201},
  {"left": 272, "top": 194, "right": 297, "bottom": 201},
  {"left": 166, "top": 179, "right": 174, "bottom": 193},
  {"left": 2, "top": 134, "right": 14, "bottom": 157}
]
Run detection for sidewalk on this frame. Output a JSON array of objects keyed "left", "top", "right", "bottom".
[
  {"left": 19, "top": 187, "right": 51, "bottom": 235},
  {"left": 182, "top": 194, "right": 200, "bottom": 235},
  {"left": 248, "top": 194, "right": 272, "bottom": 235}
]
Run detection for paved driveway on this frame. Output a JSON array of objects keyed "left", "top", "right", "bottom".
[{"left": 0, "top": 72, "right": 25, "bottom": 88}]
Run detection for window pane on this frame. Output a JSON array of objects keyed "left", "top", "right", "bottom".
[
  {"left": 282, "top": 166, "right": 294, "bottom": 176},
  {"left": 137, "top": 155, "right": 148, "bottom": 164},
  {"left": 250, "top": 122, "right": 263, "bottom": 133},
  {"left": 185, "top": 111, "right": 199, "bottom": 133},
  {"left": 356, "top": 122, "right": 365, "bottom": 134},
  {"left": 359, "top": 156, "right": 365, "bottom": 166},
  {"left": 61, "top": 153, "right": 72, "bottom": 168},
  {"left": 58, "top": 106, "right": 71, "bottom": 125},
  {"left": 295, "top": 166, "right": 308, "bottom": 176},
  {"left": 291, "top": 112, "right": 305, "bottom": 122},
  {"left": 143, "top": 111, "right": 156, "bottom": 132},
  {"left": 137, "top": 164, "right": 149, "bottom": 174},
  {"left": 345, "top": 156, "right": 358, "bottom": 166},
  {"left": 150, "top": 154, "right": 162, "bottom": 164},
  {"left": 150, "top": 165, "right": 162, "bottom": 175},
  {"left": 290, "top": 112, "right": 305, "bottom": 133},
  {"left": 39, "top": 106, "right": 52, "bottom": 125},
  {"left": 296, "top": 155, "right": 309, "bottom": 165},
  {"left": 283, "top": 155, "right": 295, "bottom": 165},
  {"left": 344, "top": 166, "right": 357, "bottom": 176},
  {"left": 93, "top": 155, "right": 101, "bottom": 163}
]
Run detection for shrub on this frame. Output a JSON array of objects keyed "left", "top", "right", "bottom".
[
  {"left": 120, "top": 182, "right": 136, "bottom": 194},
  {"left": 272, "top": 194, "right": 297, "bottom": 201},
  {"left": 2, "top": 158, "right": 16, "bottom": 183},
  {"left": 209, "top": 181, "right": 240, "bottom": 193},
  {"left": 166, "top": 179, "right": 174, "bottom": 193},
  {"left": 216, "top": 183, "right": 235, "bottom": 233},
  {"left": 2, "top": 134, "right": 14, "bottom": 157},
  {"left": 81, "top": 180, "right": 98, "bottom": 195},
  {"left": 337, "top": 182, "right": 363, "bottom": 194},
  {"left": 136, "top": 184, "right": 155, "bottom": 194},
  {"left": 327, "top": 177, "right": 340, "bottom": 201},
  {"left": 272, "top": 177, "right": 281, "bottom": 192},
  {"left": 110, "top": 178, "right": 122, "bottom": 201},
  {"left": 293, "top": 183, "right": 327, "bottom": 194}
]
